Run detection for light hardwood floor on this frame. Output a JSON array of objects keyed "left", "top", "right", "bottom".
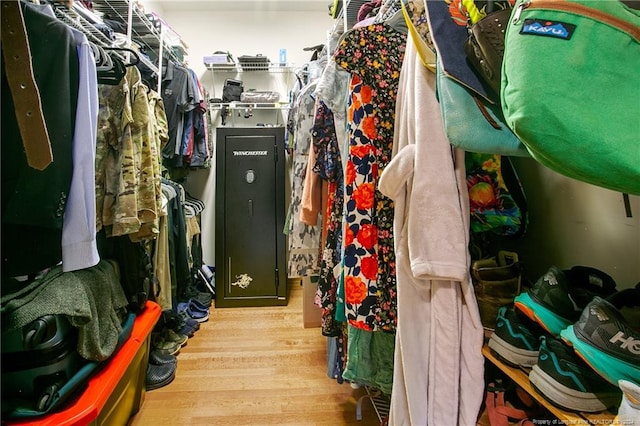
[{"left": 130, "top": 280, "right": 382, "bottom": 426}]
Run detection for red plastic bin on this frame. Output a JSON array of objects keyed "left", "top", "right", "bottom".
[{"left": 6, "top": 301, "right": 161, "bottom": 426}]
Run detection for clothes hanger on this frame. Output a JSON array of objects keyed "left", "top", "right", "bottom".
[
  {"left": 96, "top": 46, "right": 126, "bottom": 86},
  {"left": 102, "top": 47, "right": 140, "bottom": 67},
  {"left": 94, "top": 44, "right": 114, "bottom": 72},
  {"left": 97, "top": 56, "right": 125, "bottom": 85},
  {"left": 384, "top": 9, "right": 408, "bottom": 34}
]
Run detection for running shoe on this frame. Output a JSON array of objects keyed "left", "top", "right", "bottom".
[
  {"left": 488, "top": 305, "right": 546, "bottom": 367},
  {"left": 514, "top": 265, "right": 617, "bottom": 336},
  {"left": 560, "top": 288, "right": 640, "bottom": 387},
  {"left": 529, "top": 335, "right": 621, "bottom": 413}
]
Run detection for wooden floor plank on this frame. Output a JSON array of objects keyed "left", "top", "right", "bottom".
[{"left": 130, "top": 280, "right": 382, "bottom": 425}]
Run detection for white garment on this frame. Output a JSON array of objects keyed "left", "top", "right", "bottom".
[
  {"left": 378, "top": 38, "right": 485, "bottom": 426},
  {"left": 314, "top": 59, "right": 350, "bottom": 154},
  {"left": 61, "top": 13, "right": 100, "bottom": 272},
  {"left": 287, "top": 82, "right": 322, "bottom": 277}
]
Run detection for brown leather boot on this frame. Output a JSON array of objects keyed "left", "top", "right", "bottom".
[{"left": 472, "top": 251, "right": 522, "bottom": 330}]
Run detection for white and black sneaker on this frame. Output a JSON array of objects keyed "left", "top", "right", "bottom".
[
  {"left": 560, "top": 286, "right": 640, "bottom": 387},
  {"left": 529, "top": 335, "right": 621, "bottom": 412},
  {"left": 488, "top": 305, "right": 547, "bottom": 367}
]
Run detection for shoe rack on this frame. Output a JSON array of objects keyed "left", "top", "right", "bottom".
[
  {"left": 482, "top": 344, "right": 617, "bottom": 424},
  {"left": 356, "top": 386, "right": 390, "bottom": 423}
]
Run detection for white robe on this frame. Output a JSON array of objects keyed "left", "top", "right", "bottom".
[{"left": 378, "top": 37, "right": 485, "bottom": 426}]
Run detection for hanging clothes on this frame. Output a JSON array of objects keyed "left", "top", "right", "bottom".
[
  {"left": 161, "top": 61, "right": 191, "bottom": 168},
  {"left": 378, "top": 37, "right": 485, "bottom": 426},
  {"left": 178, "top": 69, "right": 210, "bottom": 168},
  {"left": 161, "top": 178, "right": 193, "bottom": 307},
  {"left": 186, "top": 69, "right": 210, "bottom": 168},
  {"left": 311, "top": 100, "right": 344, "bottom": 337},
  {"left": 61, "top": 14, "right": 101, "bottom": 273},
  {"left": 95, "top": 66, "right": 163, "bottom": 241},
  {"left": 153, "top": 188, "right": 172, "bottom": 311},
  {"left": 1, "top": 1, "right": 98, "bottom": 277},
  {"left": 327, "top": 20, "right": 406, "bottom": 397},
  {"left": 334, "top": 22, "right": 406, "bottom": 333},
  {"left": 313, "top": 61, "right": 351, "bottom": 337},
  {"left": 314, "top": 59, "right": 350, "bottom": 158},
  {"left": 287, "top": 81, "right": 323, "bottom": 278}
]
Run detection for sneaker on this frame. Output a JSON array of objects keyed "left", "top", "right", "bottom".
[
  {"left": 559, "top": 288, "right": 640, "bottom": 386},
  {"left": 176, "top": 323, "right": 197, "bottom": 338},
  {"left": 151, "top": 333, "right": 181, "bottom": 356},
  {"left": 163, "top": 309, "right": 200, "bottom": 334},
  {"left": 529, "top": 336, "right": 621, "bottom": 412},
  {"left": 178, "top": 310, "right": 201, "bottom": 331},
  {"left": 177, "top": 301, "right": 209, "bottom": 323},
  {"left": 514, "top": 266, "right": 617, "bottom": 336},
  {"left": 163, "top": 329, "right": 188, "bottom": 347},
  {"left": 182, "top": 280, "right": 213, "bottom": 307},
  {"left": 488, "top": 306, "right": 546, "bottom": 367}
]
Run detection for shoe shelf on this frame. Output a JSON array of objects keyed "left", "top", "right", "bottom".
[
  {"left": 482, "top": 345, "right": 616, "bottom": 425},
  {"left": 356, "top": 386, "right": 390, "bottom": 423}
]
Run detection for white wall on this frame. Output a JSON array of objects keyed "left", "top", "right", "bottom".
[
  {"left": 148, "top": 5, "right": 333, "bottom": 266},
  {"left": 507, "top": 159, "right": 640, "bottom": 290},
  {"left": 155, "top": 8, "right": 333, "bottom": 81}
]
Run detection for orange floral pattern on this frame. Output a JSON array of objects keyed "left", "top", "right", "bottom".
[
  {"left": 353, "top": 182, "right": 376, "bottom": 210},
  {"left": 361, "top": 254, "right": 378, "bottom": 280},
  {"left": 362, "top": 116, "right": 378, "bottom": 139},
  {"left": 345, "top": 276, "right": 368, "bottom": 305},
  {"left": 356, "top": 223, "right": 377, "bottom": 250},
  {"left": 334, "top": 23, "right": 405, "bottom": 333}
]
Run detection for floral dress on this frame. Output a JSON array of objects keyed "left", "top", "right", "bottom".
[
  {"left": 311, "top": 100, "right": 344, "bottom": 337},
  {"left": 334, "top": 24, "right": 406, "bottom": 333}
]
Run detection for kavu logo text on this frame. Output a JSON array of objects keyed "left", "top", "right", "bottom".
[{"left": 520, "top": 19, "right": 576, "bottom": 40}]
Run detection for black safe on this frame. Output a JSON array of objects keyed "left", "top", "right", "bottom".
[{"left": 215, "top": 127, "right": 287, "bottom": 307}]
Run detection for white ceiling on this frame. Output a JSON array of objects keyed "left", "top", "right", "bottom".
[{"left": 143, "top": 0, "right": 330, "bottom": 12}]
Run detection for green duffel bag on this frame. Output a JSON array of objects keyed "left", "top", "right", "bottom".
[{"left": 501, "top": 0, "right": 640, "bottom": 195}]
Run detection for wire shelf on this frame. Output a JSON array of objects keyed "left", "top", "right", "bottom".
[
  {"left": 356, "top": 386, "right": 390, "bottom": 423},
  {"left": 91, "top": 0, "right": 183, "bottom": 65},
  {"left": 205, "top": 63, "right": 296, "bottom": 74}
]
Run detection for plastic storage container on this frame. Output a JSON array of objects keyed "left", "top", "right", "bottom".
[
  {"left": 6, "top": 301, "right": 161, "bottom": 426},
  {"left": 240, "top": 91, "right": 280, "bottom": 103},
  {"left": 203, "top": 53, "right": 230, "bottom": 65}
]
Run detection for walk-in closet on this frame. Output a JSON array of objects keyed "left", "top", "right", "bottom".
[{"left": 2, "top": 0, "right": 639, "bottom": 425}]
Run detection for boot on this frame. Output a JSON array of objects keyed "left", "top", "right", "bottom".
[{"left": 471, "top": 251, "right": 522, "bottom": 330}]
